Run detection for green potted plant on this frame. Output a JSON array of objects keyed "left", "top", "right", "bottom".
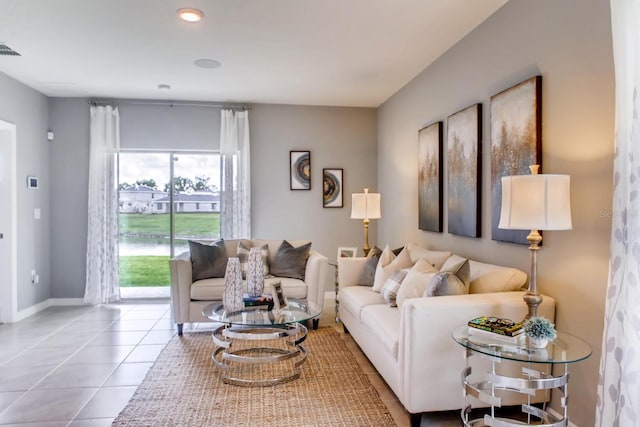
[{"left": 523, "top": 316, "right": 557, "bottom": 348}]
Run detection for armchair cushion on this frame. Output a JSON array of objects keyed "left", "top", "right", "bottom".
[
  {"left": 270, "top": 240, "right": 311, "bottom": 280},
  {"left": 189, "top": 239, "right": 228, "bottom": 280}
]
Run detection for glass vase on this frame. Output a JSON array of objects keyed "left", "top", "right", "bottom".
[
  {"left": 246, "top": 247, "right": 265, "bottom": 297},
  {"left": 223, "top": 257, "right": 243, "bottom": 312}
]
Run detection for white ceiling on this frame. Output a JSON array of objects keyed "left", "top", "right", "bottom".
[{"left": 0, "top": 0, "right": 507, "bottom": 107}]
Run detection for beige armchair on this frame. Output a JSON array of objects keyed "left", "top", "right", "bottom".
[{"left": 169, "top": 238, "right": 330, "bottom": 335}]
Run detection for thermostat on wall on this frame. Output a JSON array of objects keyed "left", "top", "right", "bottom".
[{"left": 27, "top": 176, "right": 38, "bottom": 189}]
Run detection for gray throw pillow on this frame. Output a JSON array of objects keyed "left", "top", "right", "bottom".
[
  {"left": 270, "top": 240, "right": 311, "bottom": 280},
  {"left": 189, "top": 239, "right": 228, "bottom": 281},
  {"left": 358, "top": 246, "right": 382, "bottom": 286},
  {"left": 425, "top": 259, "right": 470, "bottom": 297}
]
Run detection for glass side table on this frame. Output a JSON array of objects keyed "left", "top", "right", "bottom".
[{"left": 452, "top": 325, "right": 591, "bottom": 426}]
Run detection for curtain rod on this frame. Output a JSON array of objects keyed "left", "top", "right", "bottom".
[{"left": 88, "top": 99, "right": 252, "bottom": 110}]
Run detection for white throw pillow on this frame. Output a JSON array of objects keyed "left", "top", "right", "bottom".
[
  {"left": 372, "top": 245, "right": 412, "bottom": 292},
  {"left": 406, "top": 243, "right": 452, "bottom": 269},
  {"left": 396, "top": 258, "right": 438, "bottom": 308}
]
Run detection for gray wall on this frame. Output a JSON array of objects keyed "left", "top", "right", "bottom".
[
  {"left": 377, "top": 0, "right": 613, "bottom": 424},
  {"left": 0, "top": 72, "right": 51, "bottom": 310},
  {"left": 49, "top": 100, "right": 377, "bottom": 297}
]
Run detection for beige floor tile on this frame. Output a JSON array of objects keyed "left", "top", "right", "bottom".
[
  {"left": 68, "top": 418, "right": 115, "bottom": 426},
  {"left": 75, "top": 386, "right": 137, "bottom": 419},
  {"left": 0, "top": 365, "right": 58, "bottom": 392},
  {"left": 0, "top": 388, "right": 97, "bottom": 424},
  {"left": 123, "top": 344, "right": 165, "bottom": 363},
  {"left": 87, "top": 331, "right": 147, "bottom": 346},
  {"left": 139, "top": 329, "right": 176, "bottom": 345},
  {"left": 2, "top": 346, "right": 79, "bottom": 368},
  {"left": 103, "top": 362, "right": 153, "bottom": 387},
  {"left": 120, "top": 310, "right": 168, "bottom": 320},
  {"left": 35, "top": 363, "right": 119, "bottom": 389},
  {"left": 0, "top": 421, "right": 68, "bottom": 427},
  {"left": 65, "top": 345, "right": 135, "bottom": 365},
  {"left": 0, "top": 392, "right": 24, "bottom": 413},
  {"left": 106, "top": 320, "right": 158, "bottom": 331}
]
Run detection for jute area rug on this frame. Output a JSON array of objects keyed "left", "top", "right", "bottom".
[{"left": 113, "top": 327, "right": 396, "bottom": 426}]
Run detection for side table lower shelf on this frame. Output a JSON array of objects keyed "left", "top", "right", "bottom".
[{"left": 452, "top": 325, "right": 592, "bottom": 427}]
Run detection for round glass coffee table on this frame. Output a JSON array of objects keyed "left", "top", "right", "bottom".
[{"left": 203, "top": 300, "right": 321, "bottom": 386}]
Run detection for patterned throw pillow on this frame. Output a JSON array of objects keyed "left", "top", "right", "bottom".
[
  {"left": 381, "top": 270, "right": 408, "bottom": 307},
  {"left": 189, "top": 239, "right": 228, "bottom": 281},
  {"left": 237, "top": 241, "right": 270, "bottom": 279},
  {"left": 358, "top": 246, "right": 382, "bottom": 286},
  {"left": 270, "top": 240, "right": 312, "bottom": 280}
]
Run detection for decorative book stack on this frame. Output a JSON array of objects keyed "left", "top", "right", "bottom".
[
  {"left": 467, "top": 316, "right": 525, "bottom": 344},
  {"left": 243, "top": 293, "right": 274, "bottom": 310}
]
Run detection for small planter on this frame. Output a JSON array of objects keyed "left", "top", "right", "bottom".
[
  {"left": 523, "top": 316, "right": 557, "bottom": 348},
  {"left": 528, "top": 336, "right": 549, "bottom": 349}
]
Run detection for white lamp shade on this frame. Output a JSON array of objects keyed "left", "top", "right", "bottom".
[
  {"left": 499, "top": 174, "right": 572, "bottom": 231},
  {"left": 351, "top": 191, "right": 381, "bottom": 220}
]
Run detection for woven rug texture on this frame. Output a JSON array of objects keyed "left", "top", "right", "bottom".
[{"left": 112, "top": 327, "right": 396, "bottom": 426}]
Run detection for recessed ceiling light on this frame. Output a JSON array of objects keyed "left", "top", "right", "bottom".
[
  {"left": 177, "top": 8, "right": 204, "bottom": 23},
  {"left": 194, "top": 59, "right": 222, "bottom": 69},
  {"left": 158, "top": 84, "right": 171, "bottom": 91}
]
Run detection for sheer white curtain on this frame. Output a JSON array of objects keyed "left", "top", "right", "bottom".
[
  {"left": 220, "top": 109, "right": 251, "bottom": 239},
  {"left": 84, "top": 105, "right": 121, "bottom": 304},
  {"left": 596, "top": 0, "right": 640, "bottom": 424}
]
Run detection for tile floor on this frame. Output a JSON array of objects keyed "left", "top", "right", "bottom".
[{"left": 0, "top": 296, "right": 460, "bottom": 426}]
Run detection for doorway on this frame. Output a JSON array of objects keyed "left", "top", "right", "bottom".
[
  {"left": 118, "top": 151, "right": 220, "bottom": 297},
  {"left": 0, "top": 119, "right": 17, "bottom": 323}
]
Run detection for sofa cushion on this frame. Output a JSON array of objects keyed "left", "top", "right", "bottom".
[
  {"left": 381, "top": 270, "right": 408, "bottom": 307},
  {"left": 396, "top": 258, "right": 438, "bottom": 308},
  {"left": 406, "top": 243, "right": 452, "bottom": 269},
  {"left": 358, "top": 246, "right": 382, "bottom": 286},
  {"left": 237, "top": 241, "right": 270, "bottom": 279},
  {"left": 190, "top": 277, "right": 226, "bottom": 300},
  {"left": 191, "top": 276, "right": 307, "bottom": 301},
  {"left": 361, "top": 304, "right": 401, "bottom": 359},
  {"left": 189, "top": 239, "right": 228, "bottom": 280},
  {"left": 339, "top": 286, "right": 386, "bottom": 320},
  {"left": 372, "top": 245, "right": 412, "bottom": 292},
  {"left": 270, "top": 240, "right": 311, "bottom": 280},
  {"left": 469, "top": 260, "right": 527, "bottom": 293}
]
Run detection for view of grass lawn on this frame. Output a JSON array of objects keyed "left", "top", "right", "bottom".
[
  {"left": 119, "top": 255, "right": 170, "bottom": 287},
  {"left": 119, "top": 212, "right": 220, "bottom": 287},
  {"left": 119, "top": 212, "right": 220, "bottom": 238}
]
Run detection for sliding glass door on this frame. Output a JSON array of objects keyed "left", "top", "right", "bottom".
[{"left": 118, "top": 151, "right": 220, "bottom": 288}]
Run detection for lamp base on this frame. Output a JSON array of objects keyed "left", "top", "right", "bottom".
[
  {"left": 362, "top": 219, "right": 371, "bottom": 257},
  {"left": 524, "top": 229, "right": 542, "bottom": 320}
]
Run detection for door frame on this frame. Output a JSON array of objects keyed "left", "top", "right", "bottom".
[{"left": 0, "top": 119, "right": 18, "bottom": 323}]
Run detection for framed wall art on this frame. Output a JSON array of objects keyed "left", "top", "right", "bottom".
[
  {"left": 290, "top": 150, "right": 311, "bottom": 190},
  {"left": 418, "top": 121, "right": 443, "bottom": 232},
  {"left": 337, "top": 246, "right": 358, "bottom": 260},
  {"left": 322, "top": 168, "right": 343, "bottom": 208},
  {"left": 447, "top": 103, "right": 482, "bottom": 238},
  {"left": 490, "top": 75, "right": 542, "bottom": 244}
]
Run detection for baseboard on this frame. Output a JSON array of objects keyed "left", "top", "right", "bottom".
[{"left": 16, "top": 297, "right": 86, "bottom": 321}]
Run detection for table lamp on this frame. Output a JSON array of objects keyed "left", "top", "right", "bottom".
[
  {"left": 498, "top": 165, "right": 572, "bottom": 319},
  {"left": 351, "top": 188, "right": 381, "bottom": 256}
]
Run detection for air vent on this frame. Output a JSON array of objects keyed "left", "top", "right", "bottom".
[{"left": 0, "top": 44, "right": 21, "bottom": 56}]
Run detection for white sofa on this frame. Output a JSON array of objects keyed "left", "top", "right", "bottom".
[
  {"left": 337, "top": 247, "right": 555, "bottom": 425},
  {"left": 170, "top": 239, "right": 330, "bottom": 335}
]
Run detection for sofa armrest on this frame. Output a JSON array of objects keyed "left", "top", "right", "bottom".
[
  {"left": 304, "top": 250, "right": 330, "bottom": 310},
  {"left": 169, "top": 251, "right": 193, "bottom": 325},
  {"left": 398, "top": 291, "right": 556, "bottom": 413},
  {"left": 337, "top": 257, "right": 367, "bottom": 287}
]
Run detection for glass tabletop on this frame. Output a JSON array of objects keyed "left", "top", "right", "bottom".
[
  {"left": 203, "top": 300, "right": 322, "bottom": 327},
  {"left": 452, "top": 325, "right": 592, "bottom": 364}
]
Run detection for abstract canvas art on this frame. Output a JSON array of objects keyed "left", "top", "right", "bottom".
[
  {"left": 418, "top": 121, "right": 443, "bottom": 232},
  {"left": 490, "top": 76, "right": 542, "bottom": 244},
  {"left": 447, "top": 103, "right": 482, "bottom": 238},
  {"left": 323, "top": 168, "right": 343, "bottom": 208},
  {"left": 290, "top": 150, "right": 311, "bottom": 190}
]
